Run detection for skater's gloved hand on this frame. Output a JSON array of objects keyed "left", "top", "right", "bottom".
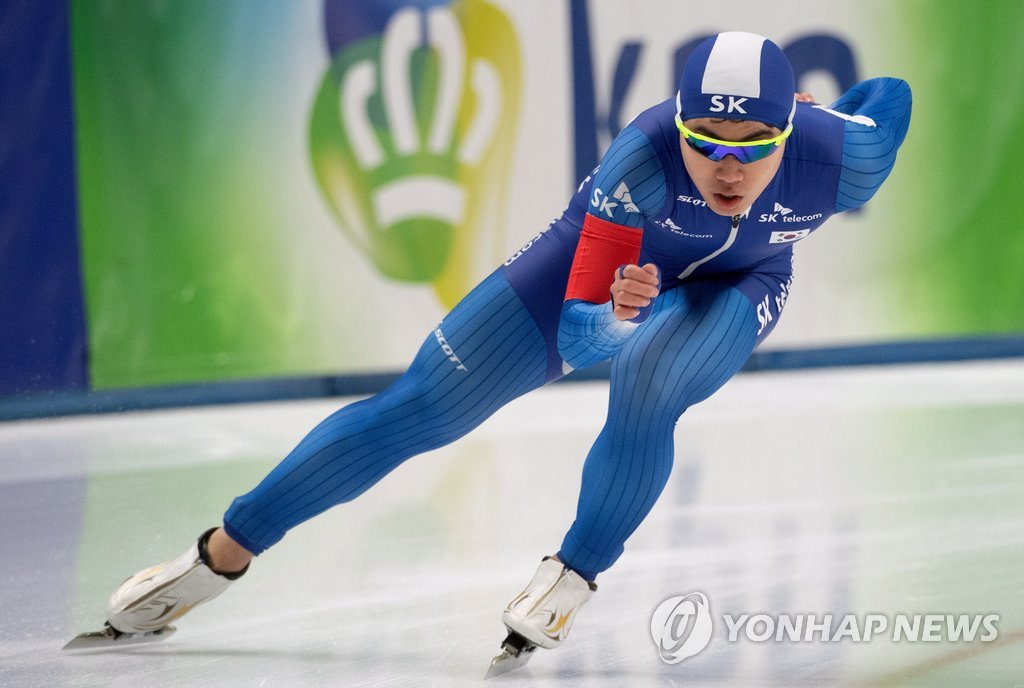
[{"left": 610, "top": 263, "right": 660, "bottom": 322}]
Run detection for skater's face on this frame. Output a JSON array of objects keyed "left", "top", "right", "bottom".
[{"left": 680, "top": 118, "right": 786, "bottom": 217}]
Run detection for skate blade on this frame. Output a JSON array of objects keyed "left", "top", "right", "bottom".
[
  {"left": 62, "top": 623, "right": 177, "bottom": 651},
  {"left": 484, "top": 638, "right": 536, "bottom": 679},
  {"left": 485, "top": 648, "right": 535, "bottom": 679}
]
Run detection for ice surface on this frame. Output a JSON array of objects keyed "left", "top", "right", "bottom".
[{"left": 1, "top": 361, "right": 1022, "bottom": 687}]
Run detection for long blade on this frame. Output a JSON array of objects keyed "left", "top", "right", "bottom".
[
  {"left": 62, "top": 624, "right": 176, "bottom": 651},
  {"left": 484, "top": 646, "right": 535, "bottom": 679}
]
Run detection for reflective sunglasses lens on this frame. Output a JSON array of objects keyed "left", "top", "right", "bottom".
[
  {"left": 732, "top": 143, "right": 777, "bottom": 163},
  {"left": 683, "top": 135, "right": 720, "bottom": 158},
  {"left": 684, "top": 135, "right": 777, "bottom": 164}
]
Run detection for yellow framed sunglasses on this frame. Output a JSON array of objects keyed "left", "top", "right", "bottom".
[{"left": 675, "top": 114, "right": 792, "bottom": 163}]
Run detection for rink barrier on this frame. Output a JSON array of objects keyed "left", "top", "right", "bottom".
[{"left": 1, "top": 335, "right": 1022, "bottom": 421}]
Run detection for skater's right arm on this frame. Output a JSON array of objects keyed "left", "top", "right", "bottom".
[
  {"left": 826, "top": 77, "right": 913, "bottom": 212},
  {"left": 557, "top": 126, "right": 666, "bottom": 371}
]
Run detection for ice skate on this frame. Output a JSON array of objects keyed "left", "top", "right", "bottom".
[
  {"left": 485, "top": 556, "right": 596, "bottom": 677},
  {"left": 63, "top": 528, "right": 247, "bottom": 650}
]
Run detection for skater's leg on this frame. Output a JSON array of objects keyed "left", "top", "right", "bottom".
[
  {"left": 222, "top": 269, "right": 549, "bottom": 555},
  {"left": 558, "top": 280, "right": 761, "bottom": 580},
  {"left": 92, "top": 227, "right": 582, "bottom": 639},
  {"left": 491, "top": 280, "right": 763, "bottom": 661},
  {"left": 91, "top": 270, "right": 551, "bottom": 638}
]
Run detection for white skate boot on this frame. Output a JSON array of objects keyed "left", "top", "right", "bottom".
[
  {"left": 64, "top": 528, "right": 247, "bottom": 650},
  {"left": 485, "top": 556, "right": 597, "bottom": 677}
]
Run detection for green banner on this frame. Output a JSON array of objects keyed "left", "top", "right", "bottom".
[{"left": 70, "top": 1, "right": 1024, "bottom": 390}]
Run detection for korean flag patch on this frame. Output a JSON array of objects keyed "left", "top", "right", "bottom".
[{"left": 769, "top": 229, "right": 810, "bottom": 244}]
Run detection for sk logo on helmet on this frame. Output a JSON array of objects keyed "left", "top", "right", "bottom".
[
  {"left": 310, "top": 1, "right": 522, "bottom": 307},
  {"left": 709, "top": 95, "right": 748, "bottom": 114}
]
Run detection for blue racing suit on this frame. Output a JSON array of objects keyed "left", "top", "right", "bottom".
[{"left": 224, "top": 78, "right": 912, "bottom": 581}]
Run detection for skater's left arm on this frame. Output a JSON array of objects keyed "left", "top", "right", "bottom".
[{"left": 824, "top": 77, "right": 913, "bottom": 212}]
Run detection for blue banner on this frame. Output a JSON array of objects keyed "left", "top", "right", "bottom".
[{"left": 0, "top": 0, "right": 88, "bottom": 395}]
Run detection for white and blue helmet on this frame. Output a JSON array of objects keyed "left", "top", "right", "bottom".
[{"left": 677, "top": 32, "right": 796, "bottom": 131}]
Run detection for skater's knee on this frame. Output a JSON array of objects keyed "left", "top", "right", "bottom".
[{"left": 386, "top": 367, "right": 454, "bottom": 417}]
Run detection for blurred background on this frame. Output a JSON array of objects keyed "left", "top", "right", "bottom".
[
  {"left": 3, "top": 0, "right": 1023, "bottom": 411},
  {"left": 2, "top": 2, "right": 1024, "bottom": 687}
]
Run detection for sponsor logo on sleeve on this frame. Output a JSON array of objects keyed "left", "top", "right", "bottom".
[{"left": 591, "top": 181, "right": 640, "bottom": 218}]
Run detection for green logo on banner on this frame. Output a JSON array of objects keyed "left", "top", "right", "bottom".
[{"left": 310, "top": 2, "right": 522, "bottom": 307}]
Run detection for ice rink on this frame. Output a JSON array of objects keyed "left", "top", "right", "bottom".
[{"left": 2, "top": 360, "right": 1022, "bottom": 688}]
